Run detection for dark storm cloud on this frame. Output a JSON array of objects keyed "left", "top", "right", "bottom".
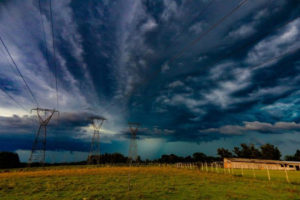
[
  {"left": 0, "top": 112, "right": 128, "bottom": 151},
  {"left": 0, "top": 111, "right": 108, "bottom": 136},
  {"left": 0, "top": 0, "right": 300, "bottom": 156},
  {"left": 201, "top": 121, "right": 300, "bottom": 135},
  {"left": 0, "top": 133, "right": 128, "bottom": 152},
  {"left": 139, "top": 1, "right": 300, "bottom": 139}
]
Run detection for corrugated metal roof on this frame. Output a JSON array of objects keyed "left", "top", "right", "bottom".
[{"left": 224, "top": 158, "right": 300, "bottom": 165}]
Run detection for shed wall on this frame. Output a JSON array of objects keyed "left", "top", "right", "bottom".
[{"left": 223, "top": 158, "right": 300, "bottom": 171}]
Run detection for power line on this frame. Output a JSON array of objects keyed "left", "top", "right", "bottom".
[
  {"left": 0, "top": 35, "right": 40, "bottom": 107},
  {"left": 168, "top": 0, "right": 216, "bottom": 47},
  {"left": 169, "top": 0, "right": 248, "bottom": 63},
  {"left": 130, "top": 45, "right": 300, "bottom": 110},
  {"left": 117, "top": 13, "right": 300, "bottom": 115},
  {"left": 49, "top": 1, "right": 60, "bottom": 163},
  {"left": 136, "top": 0, "right": 248, "bottom": 94},
  {"left": 49, "top": 0, "right": 59, "bottom": 110},
  {"left": 38, "top": 0, "right": 51, "bottom": 73},
  {"left": 102, "top": 0, "right": 248, "bottom": 115},
  {"left": 0, "top": 85, "right": 28, "bottom": 112},
  {"left": 178, "top": 17, "right": 296, "bottom": 79}
]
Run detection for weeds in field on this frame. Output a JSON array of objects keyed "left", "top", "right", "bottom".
[{"left": 0, "top": 165, "right": 300, "bottom": 200}]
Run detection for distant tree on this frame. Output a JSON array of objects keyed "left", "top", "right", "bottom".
[
  {"left": 217, "top": 148, "right": 233, "bottom": 159},
  {"left": 294, "top": 150, "right": 300, "bottom": 161},
  {"left": 206, "top": 156, "right": 220, "bottom": 162},
  {"left": 109, "top": 153, "right": 127, "bottom": 163},
  {"left": 260, "top": 144, "right": 281, "bottom": 160},
  {"left": 0, "top": 152, "right": 20, "bottom": 169},
  {"left": 157, "top": 153, "right": 218, "bottom": 163},
  {"left": 184, "top": 156, "right": 193, "bottom": 163},
  {"left": 233, "top": 147, "right": 242, "bottom": 157},
  {"left": 192, "top": 152, "right": 207, "bottom": 162},
  {"left": 145, "top": 159, "right": 151, "bottom": 163},
  {"left": 285, "top": 150, "right": 300, "bottom": 161},
  {"left": 249, "top": 144, "right": 262, "bottom": 158},
  {"left": 233, "top": 144, "right": 260, "bottom": 158},
  {"left": 88, "top": 153, "right": 129, "bottom": 164},
  {"left": 159, "top": 154, "right": 182, "bottom": 163},
  {"left": 285, "top": 155, "right": 295, "bottom": 161},
  {"left": 233, "top": 144, "right": 250, "bottom": 158},
  {"left": 136, "top": 156, "right": 142, "bottom": 163}
]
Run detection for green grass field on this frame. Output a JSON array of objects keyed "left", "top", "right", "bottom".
[{"left": 1, "top": 165, "right": 300, "bottom": 200}]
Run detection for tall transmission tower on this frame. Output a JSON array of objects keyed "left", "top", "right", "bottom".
[
  {"left": 28, "top": 108, "right": 59, "bottom": 165},
  {"left": 128, "top": 122, "right": 140, "bottom": 164},
  {"left": 87, "top": 116, "right": 106, "bottom": 165}
]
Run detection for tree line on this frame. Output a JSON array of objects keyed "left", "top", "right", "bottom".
[
  {"left": 1, "top": 143, "right": 300, "bottom": 168},
  {"left": 217, "top": 143, "right": 300, "bottom": 161}
]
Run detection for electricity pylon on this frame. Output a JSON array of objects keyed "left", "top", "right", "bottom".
[
  {"left": 87, "top": 116, "right": 106, "bottom": 165},
  {"left": 128, "top": 122, "right": 140, "bottom": 164},
  {"left": 28, "top": 108, "right": 59, "bottom": 165}
]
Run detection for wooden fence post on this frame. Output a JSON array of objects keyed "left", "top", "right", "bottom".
[
  {"left": 213, "top": 163, "right": 215, "bottom": 172},
  {"left": 241, "top": 166, "right": 244, "bottom": 176},
  {"left": 266, "top": 166, "right": 271, "bottom": 181},
  {"left": 252, "top": 166, "right": 256, "bottom": 178},
  {"left": 284, "top": 167, "right": 290, "bottom": 184}
]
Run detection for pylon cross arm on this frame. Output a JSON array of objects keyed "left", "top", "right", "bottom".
[
  {"left": 93, "top": 119, "right": 104, "bottom": 130},
  {"left": 129, "top": 127, "right": 138, "bottom": 134},
  {"left": 32, "top": 108, "right": 59, "bottom": 124},
  {"left": 128, "top": 122, "right": 140, "bottom": 134}
]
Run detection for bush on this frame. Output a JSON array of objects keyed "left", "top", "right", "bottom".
[{"left": 0, "top": 152, "right": 20, "bottom": 169}]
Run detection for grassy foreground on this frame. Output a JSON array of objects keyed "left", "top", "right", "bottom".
[{"left": 1, "top": 165, "right": 300, "bottom": 200}]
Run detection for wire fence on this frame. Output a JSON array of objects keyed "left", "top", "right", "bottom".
[{"left": 174, "top": 162, "right": 300, "bottom": 184}]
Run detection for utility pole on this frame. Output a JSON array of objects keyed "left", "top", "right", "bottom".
[
  {"left": 28, "top": 108, "right": 59, "bottom": 166},
  {"left": 128, "top": 122, "right": 140, "bottom": 164},
  {"left": 87, "top": 116, "right": 106, "bottom": 165}
]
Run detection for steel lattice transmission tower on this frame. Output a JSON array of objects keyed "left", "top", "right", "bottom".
[
  {"left": 128, "top": 122, "right": 140, "bottom": 164},
  {"left": 87, "top": 116, "right": 106, "bottom": 164},
  {"left": 28, "top": 108, "right": 59, "bottom": 165}
]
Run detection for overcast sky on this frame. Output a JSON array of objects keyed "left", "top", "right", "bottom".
[{"left": 0, "top": 0, "right": 300, "bottom": 162}]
